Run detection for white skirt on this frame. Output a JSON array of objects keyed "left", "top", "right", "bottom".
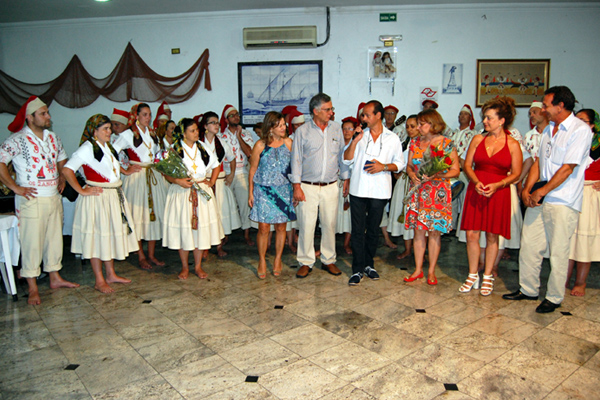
[
  {"left": 71, "top": 181, "right": 139, "bottom": 261},
  {"left": 457, "top": 183, "right": 521, "bottom": 249},
  {"left": 336, "top": 180, "right": 351, "bottom": 234},
  {"left": 163, "top": 183, "right": 225, "bottom": 251},
  {"left": 569, "top": 181, "right": 600, "bottom": 262},
  {"left": 387, "top": 174, "right": 414, "bottom": 239},
  {"left": 122, "top": 167, "right": 167, "bottom": 241},
  {"left": 215, "top": 174, "right": 242, "bottom": 235}
]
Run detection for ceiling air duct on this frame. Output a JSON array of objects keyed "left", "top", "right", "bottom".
[{"left": 243, "top": 26, "right": 317, "bottom": 49}]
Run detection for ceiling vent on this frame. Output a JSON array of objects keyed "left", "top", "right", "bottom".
[{"left": 243, "top": 26, "right": 317, "bottom": 49}]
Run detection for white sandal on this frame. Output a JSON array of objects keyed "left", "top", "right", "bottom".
[
  {"left": 459, "top": 273, "right": 480, "bottom": 293},
  {"left": 480, "top": 274, "right": 494, "bottom": 296}
]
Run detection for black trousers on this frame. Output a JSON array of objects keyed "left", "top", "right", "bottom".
[{"left": 350, "top": 195, "right": 388, "bottom": 275}]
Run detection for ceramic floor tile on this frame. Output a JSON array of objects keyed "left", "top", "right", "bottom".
[
  {"left": 392, "top": 312, "right": 461, "bottom": 341},
  {"left": 351, "top": 297, "right": 416, "bottom": 324},
  {"left": 249, "top": 284, "right": 313, "bottom": 304},
  {"left": 426, "top": 298, "right": 490, "bottom": 326},
  {"left": 583, "top": 350, "right": 600, "bottom": 373},
  {"left": 283, "top": 297, "right": 347, "bottom": 322},
  {"left": 547, "top": 315, "right": 600, "bottom": 344},
  {"left": 0, "top": 370, "right": 90, "bottom": 400},
  {"left": 317, "top": 384, "right": 377, "bottom": 400},
  {"left": 219, "top": 337, "right": 301, "bottom": 376},
  {"left": 521, "top": 328, "right": 600, "bottom": 366},
  {"left": 466, "top": 312, "right": 540, "bottom": 344},
  {"left": 572, "top": 300, "right": 600, "bottom": 323},
  {"left": 497, "top": 299, "right": 564, "bottom": 327},
  {"left": 202, "top": 382, "right": 279, "bottom": 400},
  {"left": 548, "top": 367, "right": 600, "bottom": 400},
  {"left": 213, "top": 292, "right": 274, "bottom": 319},
  {"left": 320, "top": 285, "right": 383, "bottom": 307},
  {"left": 307, "top": 342, "right": 392, "bottom": 382},
  {"left": 136, "top": 332, "right": 215, "bottom": 373},
  {"left": 348, "top": 323, "right": 429, "bottom": 361},
  {"left": 399, "top": 343, "right": 485, "bottom": 383},
  {"left": 189, "top": 318, "right": 265, "bottom": 353},
  {"left": 92, "top": 375, "right": 182, "bottom": 400},
  {"left": 353, "top": 362, "right": 445, "bottom": 400},
  {"left": 436, "top": 327, "right": 513, "bottom": 363},
  {"left": 238, "top": 308, "right": 308, "bottom": 336},
  {"left": 314, "top": 310, "right": 380, "bottom": 340},
  {"left": 0, "top": 345, "right": 68, "bottom": 385},
  {"left": 491, "top": 344, "right": 579, "bottom": 389},
  {"left": 269, "top": 323, "right": 347, "bottom": 357},
  {"left": 0, "top": 319, "right": 56, "bottom": 356},
  {"left": 162, "top": 354, "right": 246, "bottom": 398},
  {"left": 259, "top": 359, "right": 347, "bottom": 400},
  {"left": 387, "top": 287, "right": 448, "bottom": 309},
  {"left": 55, "top": 327, "right": 132, "bottom": 362},
  {"left": 459, "top": 364, "right": 551, "bottom": 400}
]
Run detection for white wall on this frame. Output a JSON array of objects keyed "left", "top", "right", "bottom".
[{"left": 1, "top": 3, "right": 599, "bottom": 155}]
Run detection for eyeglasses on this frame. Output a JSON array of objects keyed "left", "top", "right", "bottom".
[
  {"left": 579, "top": 119, "right": 591, "bottom": 124},
  {"left": 227, "top": 112, "right": 240, "bottom": 118},
  {"left": 365, "top": 135, "right": 382, "bottom": 157},
  {"left": 320, "top": 107, "right": 335, "bottom": 113},
  {"left": 206, "top": 121, "right": 219, "bottom": 125}
]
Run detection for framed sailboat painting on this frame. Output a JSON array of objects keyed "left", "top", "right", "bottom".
[{"left": 238, "top": 60, "right": 323, "bottom": 126}]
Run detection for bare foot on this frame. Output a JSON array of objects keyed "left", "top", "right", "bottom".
[
  {"left": 315, "top": 249, "right": 321, "bottom": 258},
  {"left": 491, "top": 266, "right": 499, "bottom": 278},
  {"left": 396, "top": 251, "right": 411, "bottom": 260},
  {"left": 202, "top": 250, "right": 209, "bottom": 260},
  {"left": 178, "top": 269, "right": 190, "bottom": 280},
  {"left": 149, "top": 257, "right": 165, "bottom": 267},
  {"left": 287, "top": 242, "right": 297, "bottom": 253},
  {"left": 49, "top": 276, "right": 80, "bottom": 289},
  {"left": 384, "top": 241, "right": 398, "bottom": 249},
  {"left": 344, "top": 245, "right": 352, "bottom": 255},
  {"left": 139, "top": 259, "right": 153, "bottom": 270},
  {"left": 217, "top": 247, "right": 227, "bottom": 257},
  {"left": 501, "top": 252, "right": 511, "bottom": 260},
  {"left": 94, "top": 282, "right": 115, "bottom": 294},
  {"left": 106, "top": 275, "right": 132, "bottom": 284},
  {"left": 246, "top": 237, "right": 255, "bottom": 246},
  {"left": 27, "top": 290, "right": 41, "bottom": 305},
  {"left": 571, "top": 284, "right": 586, "bottom": 297},
  {"left": 195, "top": 266, "right": 208, "bottom": 279}
]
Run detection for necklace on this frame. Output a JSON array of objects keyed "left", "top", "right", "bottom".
[
  {"left": 182, "top": 143, "right": 199, "bottom": 173},
  {"left": 485, "top": 134, "right": 502, "bottom": 152},
  {"left": 99, "top": 141, "right": 118, "bottom": 176},
  {"left": 138, "top": 124, "right": 153, "bottom": 158}
]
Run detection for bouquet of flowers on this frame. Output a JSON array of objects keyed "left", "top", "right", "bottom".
[
  {"left": 153, "top": 148, "right": 212, "bottom": 200},
  {"left": 402, "top": 143, "right": 453, "bottom": 209}
]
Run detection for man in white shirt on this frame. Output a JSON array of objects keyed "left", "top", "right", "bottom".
[
  {"left": 343, "top": 101, "right": 405, "bottom": 285},
  {"left": 218, "top": 104, "right": 255, "bottom": 245},
  {"left": 503, "top": 86, "right": 592, "bottom": 313},
  {"left": 0, "top": 96, "right": 79, "bottom": 305},
  {"left": 517, "top": 101, "right": 549, "bottom": 195}
]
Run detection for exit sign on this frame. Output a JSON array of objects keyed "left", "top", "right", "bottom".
[{"left": 380, "top": 13, "right": 397, "bottom": 22}]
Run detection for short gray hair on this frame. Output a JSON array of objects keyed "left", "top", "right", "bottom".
[{"left": 309, "top": 93, "right": 331, "bottom": 116}]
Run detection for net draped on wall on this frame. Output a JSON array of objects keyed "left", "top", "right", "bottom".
[{"left": 0, "top": 43, "right": 211, "bottom": 115}]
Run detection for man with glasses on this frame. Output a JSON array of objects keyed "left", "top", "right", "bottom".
[
  {"left": 290, "top": 93, "right": 349, "bottom": 278},
  {"left": 343, "top": 100, "right": 405, "bottom": 285},
  {"left": 219, "top": 104, "right": 255, "bottom": 245}
]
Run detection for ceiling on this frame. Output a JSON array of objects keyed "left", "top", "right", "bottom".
[{"left": 1, "top": 0, "right": 596, "bottom": 24}]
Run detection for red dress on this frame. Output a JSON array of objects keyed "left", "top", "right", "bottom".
[{"left": 461, "top": 133, "right": 512, "bottom": 238}]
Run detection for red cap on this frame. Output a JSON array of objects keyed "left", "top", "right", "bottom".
[
  {"left": 341, "top": 116, "right": 359, "bottom": 127},
  {"left": 384, "top": 105, "right": 399, "bottom": 113},
  {"left": 460, "top": 104, "right": 475, "bottom": 130},
  {"left": 153, "top": 101, "right": 170, "bottom": 129},
  {"left": 8, "top": 96, "right": 47, "bottom": 133},
  {"left": 111, "top": 108, "right": 130, "bottom": 125},
  {"left": 220, "top": 104, "right": 237, "bottom": 133},
  {"left": 356, "top": 102, "right": 366, "bottom": 121},
  {"left": 287, "top": 109, "right": 304, "bottom": 135},
  {"left": 422, "top": 99, "right": 439, "bottom": 109},
  {"left": 193, "top": 114, "right": 203, "bottom": 125},
  {"left": 281, "top": 105, "right": 298, "bottom": 116}
]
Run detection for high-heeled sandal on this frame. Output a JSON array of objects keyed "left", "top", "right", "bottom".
[
  {"left": 459, "top": 273, "right": 480, "bottom": 293},
  {"left": 404, "top": 272, "right": 424, "bottom": 282},
  {"left": 480, "top": 274, "right": 494, "bottom": 296}
]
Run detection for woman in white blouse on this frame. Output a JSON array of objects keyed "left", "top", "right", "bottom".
[
  {"left": 162, "top": 118, "right": 224, "bottom": 279},
  {"left": 62, "top": 114, "right": 138, "bottom": 293}
]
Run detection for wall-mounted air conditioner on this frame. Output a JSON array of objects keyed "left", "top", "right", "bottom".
[{"left": 243, "top": 26, "right": 317, "bottom": 49}]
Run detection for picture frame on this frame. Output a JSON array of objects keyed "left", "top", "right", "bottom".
[
  {"left": 237, "top": 60, "right": 323, "bottom": 127},
  {"left": 368, "top": 47, "right": 397, "bottom": 80},
  {"left": 476, "top": 59, "right": 550, "bottom": 107},
  {"left": 442, "top": 63, "right": 463, "bottom": 94}
]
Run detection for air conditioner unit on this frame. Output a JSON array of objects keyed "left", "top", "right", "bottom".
[{"left": 243, "top": 26, "right": 317, "bottom": 49}]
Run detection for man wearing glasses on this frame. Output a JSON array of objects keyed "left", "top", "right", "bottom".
[
  {"left": 343, "top": 100, "right": 405, "bottom": 285},
  {"left": 290, "top": 93, "right": 349, "bottom": 278}
]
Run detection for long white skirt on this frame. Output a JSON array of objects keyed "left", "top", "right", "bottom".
[
  {"left": 163, "top": 183, "right": 225, "bottom": 251},
  {"left": 215, "top": 174, "right": 242, "bottom": 235},
  {"left": 336, "top": 180, "right": 351, "bottom": 234},
  {"left": 569, "top": 181, "right": 600, "bottom": 262},
  {"left": 387, "top": 174, "right": 414, "bottom": 240},
  {"left": 71, "top": 182, "right": 139, "bottom": 261},
  {"left": 457, "top": 184, "right": 522, "bottom": 249},
  {"left": 122, "top": 168, "right": 167, "bottom": 241}
]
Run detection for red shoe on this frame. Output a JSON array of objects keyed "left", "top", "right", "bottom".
[
  {"left": 427, "top": 276, "right": 438, "bottom": 285},
  {"left": 404, "top": 272, "right": 424, "bottom": 282}
]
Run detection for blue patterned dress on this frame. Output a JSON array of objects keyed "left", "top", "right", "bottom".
[{"left": 249, "top": 144, "right": 296, "bottom": 224}]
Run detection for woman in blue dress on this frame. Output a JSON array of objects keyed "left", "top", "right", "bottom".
[{"left": 248, "top": 111, "right": 296, "bottom": 278}]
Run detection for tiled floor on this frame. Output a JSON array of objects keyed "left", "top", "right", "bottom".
[{"left": 1, "top": 233, "right": 599, "bottom": 399}]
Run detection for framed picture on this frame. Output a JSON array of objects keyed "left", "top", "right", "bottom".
[
  {"left": 237, "top": 60, "right": 323, "bottom": 127},
  {"left": 476, "top": 59, "right": 550, "bottom": 107},
  {"left": 442, "top": 63, "right": 463, "bottom": 94},
  {"left": 368, "top": 47, "right": 397, "bottom": 80}
]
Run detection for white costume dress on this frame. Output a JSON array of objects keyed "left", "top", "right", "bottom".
[{"left": 386, "top": 148, "right": 414, "bottom": 239}]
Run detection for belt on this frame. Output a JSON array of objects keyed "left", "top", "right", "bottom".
[{"left": 301, "top": 180, "right": 337, "bottom": 187}]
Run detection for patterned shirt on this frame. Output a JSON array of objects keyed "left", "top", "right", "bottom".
[
  {"left": 523, "top": 127, "right": 544, "bottom": 161},
  {"left": 218, "top": 127, "right": 254, "bottom": 175}
]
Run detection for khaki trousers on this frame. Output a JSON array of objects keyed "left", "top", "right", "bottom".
[
  {"left": 16, "top": 195, "right": 64, "bottom": 278},
  {"left": 296, "top": 183, "right": 338, "bottom": 267},
  {"left": 519, "top": 203, "right": 579, "bottom": 304},
  {"left": 231, "top": 173, "right": 252, "bottom": 230}
]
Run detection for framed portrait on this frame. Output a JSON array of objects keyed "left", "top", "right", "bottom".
[
  {"left": 237, "top": 60, "right": 323, "bottom": 127},
  {"left": 476, "top": 59, "right": 550, "bottom": 107}
]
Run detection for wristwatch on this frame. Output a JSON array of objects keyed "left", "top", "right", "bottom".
[{"left": 384, "top": 164, "right": 388, "bottom": 171}]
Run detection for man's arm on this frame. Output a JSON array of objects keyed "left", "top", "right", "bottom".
[
  {"left": 530, "top": 163, "right": 576, "bottom": 206},
  {"left": 0, "top": 162, "right": 37, "bottom": 199}
]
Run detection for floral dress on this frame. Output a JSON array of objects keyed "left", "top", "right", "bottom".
[{"left": 404, "top": 137, "right": 454, "bottom": 233}]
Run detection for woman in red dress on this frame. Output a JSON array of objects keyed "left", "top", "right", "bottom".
[{"left": 459, "top": 97, "right": 522, "bottom": 295}]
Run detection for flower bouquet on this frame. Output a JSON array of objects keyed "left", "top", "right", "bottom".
[
  {"left": 153, "top": 148, "right": 212, "bottom": 200},
  {"left": 401, "top": 143, "right": 453, "bottom": 210}
]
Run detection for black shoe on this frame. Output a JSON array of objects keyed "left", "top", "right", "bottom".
[
  {"left": 364, "top": 267, "right": 380, "bottom": 280},
  {"left": 502, "top": 290, "right": 539, "bottom": 301},
  {"left": 348, "top": 272, "right": 363, "bottom": 286},
  {"left": 535, "top": 299, "right": 561, "bottom": 313}
]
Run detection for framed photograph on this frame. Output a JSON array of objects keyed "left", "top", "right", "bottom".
[
  {"left": 368, "top": 47, "right": 397, "bottom": 80},
  {"left": 237, "top": 60, "right": 323, "bottom": 126},
  {"left": 476, "top": 59, "right": 550, "bottom": 107},
  {"left": 442, "top": 63, "right": 463, "bottom": 94}
]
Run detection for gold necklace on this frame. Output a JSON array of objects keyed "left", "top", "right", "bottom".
[
  {"left": 485, "top": 134, "right": 502, "bottom": 152},
  {"left": 138, "top": 124, "right": 153, "bottom": 158},
  {"left": 182, "top": 143, "right": 199, "bottom": 173},
  {"left": 98, "top": 140, "right": 118, "bottom": 176}
]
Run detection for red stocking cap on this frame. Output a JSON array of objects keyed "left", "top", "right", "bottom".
[
  {"left": 287, "top": 109, "right": 303, "bottom": 135},
  {"left": 111, "top": 108, "right": 130, "bottom": 125},
  {"left": 193, "top": 114, "right": 203, "bottom": 125},
  {"left": 153, "top": 101, "right": 170, "bottom": 129},
  {"left": 356, "top": 102, "right": 366, "bottom": 121},
  {"left": 422, "top": 99, "right": 439, "bottom": 109},
  {"left": 281, "top": 105, "right": 297, "bottom": 116},
  {"left": 342, "top": 116, "right": 359, "bottom": 127},
  {"left": 8, "top": 96, "right": 46, "bottom": 133},
  {"left": 460, "top": 104, "right": 475, "bottom": 129},
  {"left": 220, "top": 104, "right": 236, "bottom": 133},
  {"left": 384, "top": 105, "right": 399, "bottom": 113}
]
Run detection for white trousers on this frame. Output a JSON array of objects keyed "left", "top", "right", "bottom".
[{"left": 231, "top": 173, "right": 252, "bottom": 230}]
